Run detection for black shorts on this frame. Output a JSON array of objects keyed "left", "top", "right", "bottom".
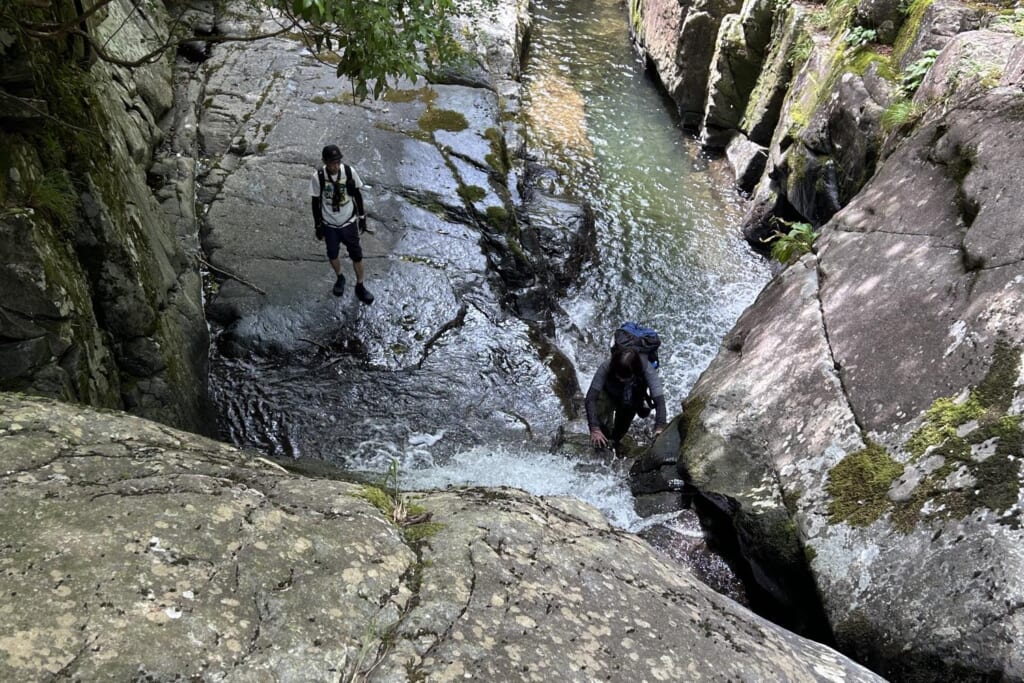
[{"left": 324, "top": 221, "right": 362, "bottom": 262}]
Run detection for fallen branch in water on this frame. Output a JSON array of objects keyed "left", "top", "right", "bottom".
[
  {"left": 197, "top": 256, "right": 266, "bottom": 295},
  {"left": 297, "top": 337, "right": 331, "bottom": 352}
]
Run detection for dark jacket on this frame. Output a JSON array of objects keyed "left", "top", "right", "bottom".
[{"left": 585, "top": 355, "right": 666, "bottom": 430}]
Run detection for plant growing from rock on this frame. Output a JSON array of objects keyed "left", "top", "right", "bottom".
[
  {"left": 843, "top": 25, "right": 878, "bottom": 49},
  {"left": 898, "top": 49, "right": 940, "bottom": 97},
  {"left": 881, "top": 98, "right": 923, "bottom": 131},
  {"left": 996, "top": 8, "right": 1024, "bottom": 37},
  {"left": 9, "top": 169, "right": 77, "bottom": 230},
  {"left": 357, "top": 458, "right": 432, "bottom": 528},
  {"left": 762, "top": 219, "right": 819, "bottom": 264}
]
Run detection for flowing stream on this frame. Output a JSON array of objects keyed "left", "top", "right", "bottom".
[
  {"left": 210, "top": 0, "right": 768, "bottom": 551},
  {"left": 522, "top": 0, "right": 769, "bottom": 394}
]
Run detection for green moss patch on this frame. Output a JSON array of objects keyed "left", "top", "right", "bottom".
[
  {"left": 888, "top": 339, "right": 1023, "bottom": 531},
  {"left": 485, "top": 205, "right": 510, "bottom": 228},
  {"left": 483, "top": 127, "right": 509, "bottom": 176},
  {"left": 827, "top": 440, "right": 904, "bottom": 527},
  {"left": 457, "top": 184, "right": 487, "bottom": 204},
  {"left": 848, "top": 47, "right": 897, "bottom": 80},
  {"left": 893, "top": 0, "right": 936, "bottom": 64},
  {"left": 382, "top": 87, "right": 437, "bottom": 105},
  {"left": 905, "top": 395, "right": 985, "bottom": 460},
  {"left": 418, "top": 108, "right": 468, "bottom": 133}
]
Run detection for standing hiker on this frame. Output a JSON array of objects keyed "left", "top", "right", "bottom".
[{"left": 311, "top": 144, "right": 374, "bottom": 304}]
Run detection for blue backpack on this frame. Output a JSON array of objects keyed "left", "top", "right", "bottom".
[{"left": 612, "top": 322, "right": 661, "bottom": 368}]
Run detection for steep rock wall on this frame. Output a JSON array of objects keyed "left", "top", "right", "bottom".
[{"left": 0, "top": 0, "right": 208, "bottom": 431}]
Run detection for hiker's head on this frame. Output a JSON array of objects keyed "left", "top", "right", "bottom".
[
  {"left": 611, "top": 349, "right": 640, "bottom": 382},
  {"left": 322, "top": 145, "right": 343, "bottom": 171}
]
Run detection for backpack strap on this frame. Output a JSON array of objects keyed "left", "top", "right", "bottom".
[
  {"left": 317, "top": 167, "right": 325, "bottom": 196},
  {"left": 344, "top": 164, "right": 355, "bottom": 197}
]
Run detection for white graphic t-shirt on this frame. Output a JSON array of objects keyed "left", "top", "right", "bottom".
[{"left": 310, "top": 165, "right": 364, "bottom": 227}]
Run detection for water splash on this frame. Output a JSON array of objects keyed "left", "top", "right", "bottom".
[{"left": 353, "top": 445, "right": 645, "bottom": 531}]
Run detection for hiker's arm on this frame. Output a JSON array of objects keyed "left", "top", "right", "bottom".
[
  {"left": 652, "top": 395, "right": 667, "bottom": 432},
  {"left": 351, "top": 187, "right": 367, "bottom": 231},
  {"left": 585, "top": 362, "right": 610, "bottom": 444},
  {"left": 311, "top": 197, "right": 324, "bottom": 239},
  {"left": 642, "top": 358, "right": 667, "bottom": 428}
]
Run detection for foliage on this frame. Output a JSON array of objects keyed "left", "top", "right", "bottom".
[
  {"left": 1, "top": 0, "right": 474, "bottom": 101},
  {"left": 881, "top": 98, "right": 923, "bottom": 131},
  {"left": 356, "top": 459, "right": 429, "bottom": 527},
  {"left": 284, "top": 0, "right": 466, "bottom": 99},
  {"left": 996, "top": 8, "right": 1024, "bottom": 37},
  {"left": 12, "top": 169, "right": 77, "bottom": 229},
  {"left": 825, "top": 0, "right": 860, "bottom": 35},
  {"left": 787, "top": 30, "right": 814, "bottom": 68},
  {"left": 898, "top": 49, "right": 940, "bottom": 97},
  {"left": 842, "top": 25, "right": 877, "bottom": 49},
  {"left": 762, "top": 219, "right": 818, "bottom": 264}
]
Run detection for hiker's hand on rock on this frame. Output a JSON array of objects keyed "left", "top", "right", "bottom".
[
  {"left": 653, "top": 425, "right": 665, "bottom": 438},
  {"left": 590, "top": 428, "right": 608, "bottom": 447}
]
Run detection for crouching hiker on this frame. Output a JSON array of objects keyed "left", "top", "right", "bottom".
[
  {"left": 311, "top": 144, "right": 373, "bottom": 304},
  {"left": 585, "top": 348, "right": 666, "bottom": 449}
]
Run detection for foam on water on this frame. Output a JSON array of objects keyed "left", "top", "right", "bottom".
[{"left": 354, "top": 445, "right": 644, "bottom": 531}]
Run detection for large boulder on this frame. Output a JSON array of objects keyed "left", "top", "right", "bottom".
[
  {"left": 912, "top": 29, "right": 1021, "bottom": 118},
  {"left": 0, "top": 393, "right": 885, "bottom": 681},
  {"left": 894, "top": 0, "right": 983, "bottom": 69},
  {"left": 680, "top": 89, "right": 1024, "bottom": 680}
]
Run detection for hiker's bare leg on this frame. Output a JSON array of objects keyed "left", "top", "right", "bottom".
[
  {"left": 354, "top": 260, "right": 365, "bottom": 284},
  {"left": 330, "top": 257, "right": 342, "bottom": 275}
]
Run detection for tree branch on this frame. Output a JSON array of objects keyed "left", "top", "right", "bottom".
[{"left": 197, "top": 256, "right": 266, "bottom": 295}]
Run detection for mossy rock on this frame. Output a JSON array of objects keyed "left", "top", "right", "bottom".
[
  {"left": 418, "top": 108, "right": 469, "bottom": 133},
  {"left": 827, "top": 440, "right": 904, "bottom": 527}
]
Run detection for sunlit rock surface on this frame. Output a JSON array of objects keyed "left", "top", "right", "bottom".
[
  {"left": 679, "top": 89, "right": 1024, "bottom": 680},
  {"left": 0, "top": 394, "right": 883, "bottom": 681}
]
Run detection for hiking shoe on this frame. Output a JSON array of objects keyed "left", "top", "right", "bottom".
[
  {"left": 355, "top": 282, "right": 374, "bottom": 305},
  {"left": 332, "top": 273, "right": 346, "bottom": 297}
]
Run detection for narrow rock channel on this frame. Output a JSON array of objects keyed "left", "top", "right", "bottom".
[{"left": 179, "top": 0, "right": 768, "bottom": 609}]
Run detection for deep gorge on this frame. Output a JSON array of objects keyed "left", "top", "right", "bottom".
[{"left": 1, "top": 0, "right": 1022, "bottom": 679}]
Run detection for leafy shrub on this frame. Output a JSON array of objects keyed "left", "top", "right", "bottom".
[{"left": 763, "top": 219, "right": 819, "bottom": 264}]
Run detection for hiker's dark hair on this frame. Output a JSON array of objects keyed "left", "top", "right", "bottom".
[{"left": 610, "top": 349, "right": 640, "bottom": 378}]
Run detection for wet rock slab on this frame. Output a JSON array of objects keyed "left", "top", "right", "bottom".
[
  {"left": 0, "top": 394, "right": 883, "bottom": 681},
  {"left": 178, "top": 3, "right": 585, "bottom": 454}
]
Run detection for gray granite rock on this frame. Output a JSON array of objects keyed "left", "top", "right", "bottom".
[
  {"left": 0, "top": 393, "right": 885, "bottom": 682},
  {"left": 682, "top": 89, "right": 1024, "bottom": 680}
]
